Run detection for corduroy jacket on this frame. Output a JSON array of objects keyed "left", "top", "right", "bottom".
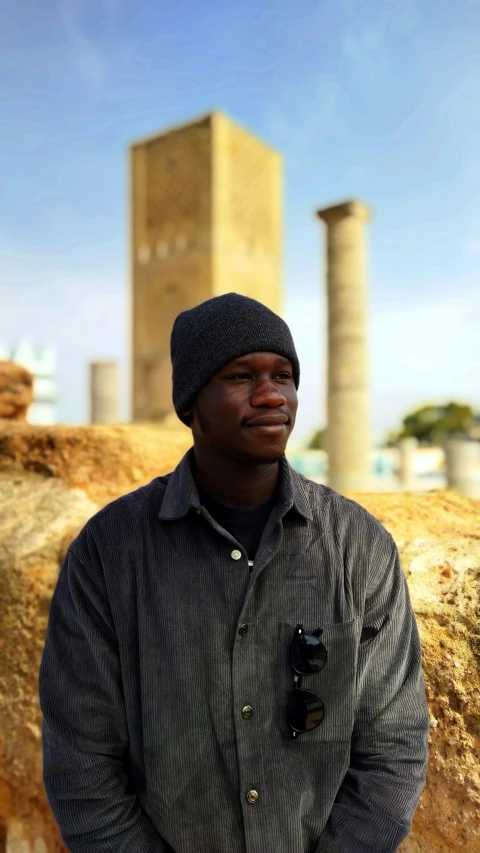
[{"left": 39, "top": 449, "right": 429, "bottom": 853}]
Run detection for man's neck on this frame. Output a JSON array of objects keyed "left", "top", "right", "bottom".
[{"left": 192, "top": 448, "right": 280, "bottom": 508}]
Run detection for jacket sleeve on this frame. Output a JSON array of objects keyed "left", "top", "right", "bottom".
[
  {"left": 39, "top": 545, "right": 168, "bottom": 853},
  {"left": 315, "top": 533, "right": 429, "bottom": 853}
]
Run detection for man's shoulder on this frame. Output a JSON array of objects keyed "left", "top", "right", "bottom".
[
  {"left": 69, "top": 473, "right": 173, "bottom": 557},
  {"left": 99, "top": 473, "right": 171, "bottom": 518},
  {"left": 294, "top": 473, "right": 393, "bottom": 545}
]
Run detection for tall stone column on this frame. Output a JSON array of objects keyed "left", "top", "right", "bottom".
[
  {"left": 398, "top": 437, "right": 418, "bottom": 490},
  {"left": 445, "top": 437, "right": 480, "bottom": 498},
  {"left": 316, "top": 200, "right": 371, "bottom": 494},
  {"left": 89, "top": 360, "right": 120, "bottom": 425}
]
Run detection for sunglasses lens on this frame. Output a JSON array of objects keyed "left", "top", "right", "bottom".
[
  {"left": 287, "top": 689, "right": 325, "bottom": 732},
  {"left": 290, "top": 633, "right": 327, "bottom": 675}
]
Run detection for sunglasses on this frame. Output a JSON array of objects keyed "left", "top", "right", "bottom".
[{"left": 287, "top": 624, "right": 327, "bottom": 739}]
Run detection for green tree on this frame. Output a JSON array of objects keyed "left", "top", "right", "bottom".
[
  {"left": 387, "top": 402, "right": 474, "bottom": 446},
  {"left": 307, "top": 427, "right": 327, "bottom": 450}
]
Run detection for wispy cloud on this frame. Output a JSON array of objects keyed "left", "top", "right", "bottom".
[
  {"left": 57, "top": 0, "right": 125, "bottom": 87},
  {"left": 264, "top": 1, "right": 421, "bottom": 168},
  {"left": 341, "top": 0, "right": 420, "bottom": 58},
  {"left": 264, "top": 74, "right": 344, "bottom": 170},
  {"left": 340, "top": 16, "right": 392, "bottom": 88}
]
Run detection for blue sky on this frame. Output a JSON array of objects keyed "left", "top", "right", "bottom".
[{"left": 1, "top": 0, "right": 479, "bottom": 447}]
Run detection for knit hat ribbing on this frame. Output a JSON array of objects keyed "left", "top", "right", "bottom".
[{"left": 170, "top": 293, "right": 300, "bottom": 424}]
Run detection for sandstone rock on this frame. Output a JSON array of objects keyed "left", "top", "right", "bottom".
[
  {"left": 0, "top": 363, "right": 33, "bottom": 422},
  {"left": 0, "top": 474, "right": 100, "bottom": 853},
  {"left": 0, "top": 423, "right": 478, "bottom": 851},
  {"left": 0, "top": 424, "right": 192, "bottom": 852},
  {"left": 397, "top": 542, "right": 480, "bottom": 853},
  {"left": 0, "top": 421, "right": 191, "bottom": 505},
  {"left": 347, "top": 491, "right": 480, "bottom": 852}
]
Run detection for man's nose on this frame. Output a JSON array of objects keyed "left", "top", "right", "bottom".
[{"left": 250, "top": 377, "right": 287, "bottom": 407}]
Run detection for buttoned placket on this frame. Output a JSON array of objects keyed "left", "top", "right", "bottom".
[
  {"left": 235, "top": 511, "right": 293, "bottom": 848},
  {"left": 194, "top": 505, "right": 248, "bottom": 558},
  {"left": 194, "top": 500, "right": 293, "bottom": 847}
]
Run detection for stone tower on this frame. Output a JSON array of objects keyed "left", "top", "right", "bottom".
[
  {"left": 130, "top": 111, "right": 283, "bottom": 422},
  {"left": 316, "top": 200, "right": 371, "bottom": 494}
]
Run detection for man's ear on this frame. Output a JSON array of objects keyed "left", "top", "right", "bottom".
[{"left": 182, "top": 409, "right": 192, "bottom": 427}]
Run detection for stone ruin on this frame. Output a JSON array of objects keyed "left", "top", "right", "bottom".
[
  {"left": 0, "top": 363, "right": 33, "bottom": 422},
  {"left": 0, "top": 421, "right": 479, "bottom": 852}
]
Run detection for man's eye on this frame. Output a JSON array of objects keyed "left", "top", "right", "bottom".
[
  {"left": 276, "top": 372, "right": 292, "bottom": 380},
  {"left": 226, "top": 373, "right": 251, "bottom": 380}
]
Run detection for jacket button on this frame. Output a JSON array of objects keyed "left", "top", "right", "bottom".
[
  {"left": 238, "top": 623, "right": 249, "bottom": 635},
  {"left": 246, "top": 789, "right": 259, "bottom": 803},
  {"left": 231, "top": 549, "right": 242, "bottom": 560},
  {"left": 241, "top": 705, "right": 253, "bottom": 719}
]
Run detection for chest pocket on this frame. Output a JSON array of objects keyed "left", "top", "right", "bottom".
[{"left": 277, "top": 617, "right": 361, "bottom": 742}]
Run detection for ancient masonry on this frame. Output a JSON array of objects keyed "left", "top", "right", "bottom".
[
  {"left": 130, "top": 111, "right": 283, "bottom": 422},
  {"left": 89, "top": 360, "right": 120, "bottom": 425},
  {"left": 0, "top": 339, "right": 56, "bottom": 425},
  {"left": 445, "top": 437, "right": 480, "bottom": 498},
  {"left": 316, "top": 201, "right": 371, "bottom": 494}
]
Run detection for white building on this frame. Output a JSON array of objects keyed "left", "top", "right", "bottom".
[{"left": 0, "top": 338, "right": 57, "bottom": 424}]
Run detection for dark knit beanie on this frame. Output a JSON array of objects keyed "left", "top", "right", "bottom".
[{"left": 171, "top": 292, "right": 300, "bottom": 424}]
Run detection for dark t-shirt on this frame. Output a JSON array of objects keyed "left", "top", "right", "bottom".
[{"left": 196, "top": 482, "right": 277, "bottom": 563}]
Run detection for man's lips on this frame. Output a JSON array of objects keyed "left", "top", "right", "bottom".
[
  {"left": 244, "top": 414, "right": 289, "bottom": 427},
  {"left": 245, "top": 414, "right": 289, "bottom": 433}
]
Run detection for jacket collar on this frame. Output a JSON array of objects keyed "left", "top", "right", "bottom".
[{"left": 158, "top": 447, "right": 313, "bottom": 521}]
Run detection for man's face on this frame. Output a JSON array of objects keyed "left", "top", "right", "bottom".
[{"left": 185, "top": 352, "right": 298, "bottom": 464}]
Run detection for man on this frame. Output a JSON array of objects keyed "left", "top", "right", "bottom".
[{"left": 39, "top": 293, "right": 429, "bottom": 853}]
